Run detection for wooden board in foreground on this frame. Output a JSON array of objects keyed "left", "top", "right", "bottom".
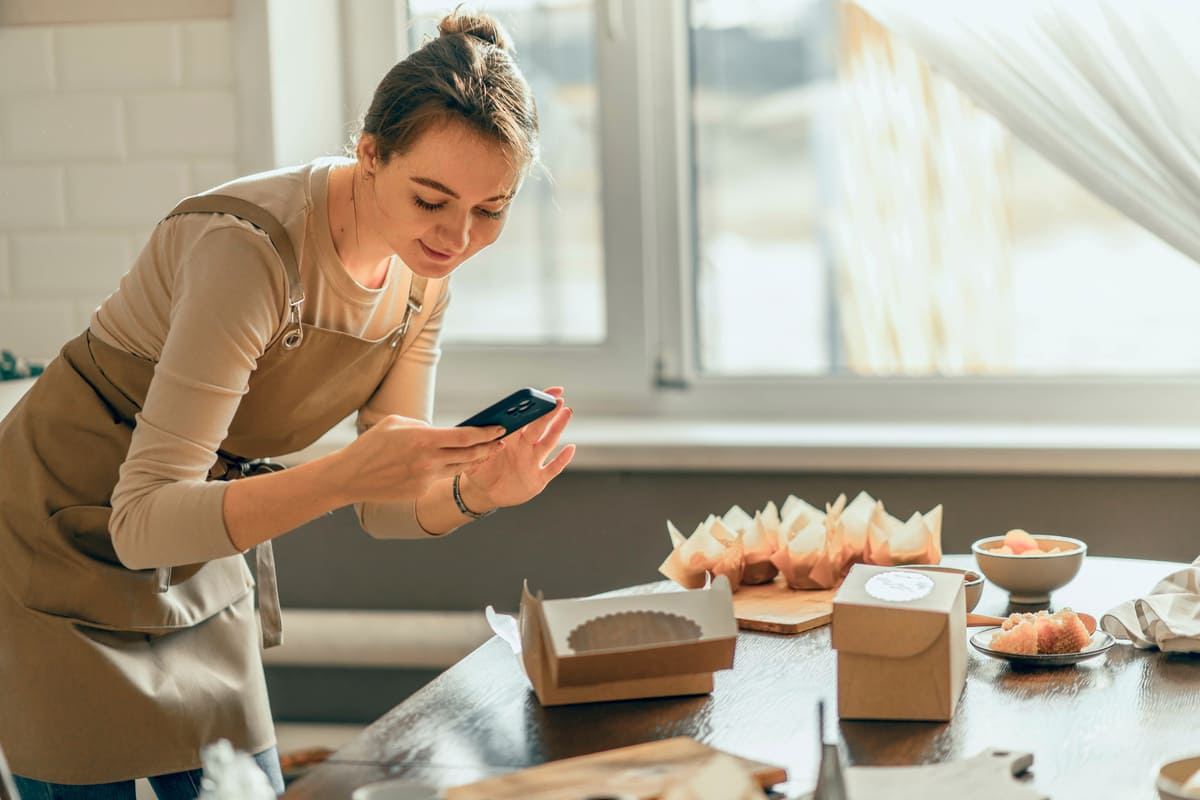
[
  {"left": 444, "top": 737, "right": 786, "bottom": 800},
  {"left": 732, "top": 578, "right": 836, "bottom": 634}
]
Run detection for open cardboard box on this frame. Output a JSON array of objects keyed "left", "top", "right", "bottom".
[
  {"left": 503, "top": 576, "right": 738, "bottom": 706},
  {"left": 832, "top": 563, "right": 966, "bottom": 722}
]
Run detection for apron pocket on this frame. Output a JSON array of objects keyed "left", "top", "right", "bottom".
[{"left": 24, "top": 505, "right": 254, "bottom": 633}]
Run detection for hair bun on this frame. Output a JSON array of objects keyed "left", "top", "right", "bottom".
[{"left": 438, "top": 9, "right": 513, "bottom": 52}]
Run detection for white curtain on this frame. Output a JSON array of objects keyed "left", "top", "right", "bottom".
[
  {"left": 854, "top": 0, "right": 1200, "bottom": 266},
  {"left": 830, "top": 5, "right": 1013, "bottom": 375}
]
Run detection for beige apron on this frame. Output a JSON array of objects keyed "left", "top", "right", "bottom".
[{"left": 0, "top": 195, "right": 427, "bottom": 784}]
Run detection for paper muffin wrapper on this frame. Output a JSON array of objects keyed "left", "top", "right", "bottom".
[{"left": 566, "top": 610, "right": 704, "bottom": 653}]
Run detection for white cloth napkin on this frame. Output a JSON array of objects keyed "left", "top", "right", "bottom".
[{"left": 1101, "top": 556, "right": 1200, "bottom": 651}]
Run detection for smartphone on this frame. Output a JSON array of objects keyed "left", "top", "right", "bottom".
[{"left": 455, "top": 387, "right": 557, "bottom": 438}]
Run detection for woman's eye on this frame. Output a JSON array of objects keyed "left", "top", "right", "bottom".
[{"left": 414, "top": 194, "right": 504, "bottom": 219}]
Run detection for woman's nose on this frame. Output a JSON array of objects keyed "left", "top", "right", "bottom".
[{"left": 436, "top": 214, "right": 470, "bottom": 254}]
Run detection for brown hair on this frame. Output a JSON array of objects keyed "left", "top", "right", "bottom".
[{"left": 360, "top": 8, "right": 539, "bottom": 174}]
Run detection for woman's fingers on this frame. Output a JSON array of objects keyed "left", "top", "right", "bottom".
[
  {"left": 447, "top": 438, "right": 504, "bottom": 465},
  {"left": 527, "top": 388, "right": 567, "bottom": 437},
  {"left": 499, "top": 442, "right": 574, "bottom": 495},
  {"left": 523, "top": 397, "right": 565, "bottom": 441},
  {"left": 533, "top": 405, "right": 573, "bottom": 452},
  {"left": 434, "top": 424, "right": 506, "bottom": 448},
  {"left": 402, "top": 426, "right": 503, "bottom": 478},
  {"left": 542, "top": 443, "right": 576, "bottom": 477}
]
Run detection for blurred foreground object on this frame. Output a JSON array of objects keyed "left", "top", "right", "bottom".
[{"left": 197, "top": 739, "right": 275, "bottom": 800}]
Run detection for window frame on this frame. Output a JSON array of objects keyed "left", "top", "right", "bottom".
[{"left": 427, "top": 0, "right": 656, "bottom": 407}]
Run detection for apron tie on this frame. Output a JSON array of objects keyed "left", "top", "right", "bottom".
[
  {"left": 204, "top": 455, "right": 288, "bottom": 648},
  {"left": 153, "top": 544, "right": 281, "bottom": 648},
  {"left": 255, "top": 540, "right": 283, "bottom": 648}
]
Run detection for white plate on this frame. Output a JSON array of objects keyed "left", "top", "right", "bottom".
[
  {"left": 351, "top": 778, "right": 443, "bottom": 800},
  {"left": 969, "top": 627, "right": 1116, "bottom": 667}
]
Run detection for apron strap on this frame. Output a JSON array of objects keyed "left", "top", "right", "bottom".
[
  {"left": 154, "top": 195, "right": 432, "bottom": 649},
  {"left": 159, "top": 456, "right": 288, "bottom": 648},
  {"left": 389, "top": 274, "right": 429, "bottom": 348},
  {"left": 160, "top": 194, "right": 304, "bottom": 649},
  {"left": 165, "top": 194, "right": 306, "bottom": 351}
]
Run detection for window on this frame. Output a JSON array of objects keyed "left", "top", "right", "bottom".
[
  {"left": 399, "top": 0, "right": 651, "bottom": 404},
  {"left": 407, "top": 0, "right": 605, "bottom": 345},
  {"left": 1006, "top": 141, "right": 1200, "bottom": 374},
  {"left": 691, "top": 0, "right": 1200, "bottom": 379},
  {"left": 378, "top": 1, "right": 1200, "bottom": 425},
  {"left": 690, "top": 0, "right": 835, "bottom": 375}
]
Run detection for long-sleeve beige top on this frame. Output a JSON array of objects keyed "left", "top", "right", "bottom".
[{"left": 91, "top": 158, "right": 450, "bottom": 570}]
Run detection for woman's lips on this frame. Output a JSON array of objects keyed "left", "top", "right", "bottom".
[{"left": 419, "top": 240, "right": 453, "bottom": 261}]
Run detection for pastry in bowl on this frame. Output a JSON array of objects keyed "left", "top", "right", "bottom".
[{"left": 972, "top": 532, "right": 1086, "bottom": 603}]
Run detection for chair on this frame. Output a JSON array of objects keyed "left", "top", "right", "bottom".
[{"left": 0, "top": 740, "right": 20, "bottom": 800}]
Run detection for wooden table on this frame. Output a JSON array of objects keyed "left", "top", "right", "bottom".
[{"left": 283, "top": 555, "right": 1200, "bottom": 799}]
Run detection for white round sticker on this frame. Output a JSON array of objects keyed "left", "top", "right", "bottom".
[{"left": 864, "top": 571, "right": 934, "bottom": 602}]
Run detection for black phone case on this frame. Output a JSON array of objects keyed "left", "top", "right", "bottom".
[{"left": 455, "top": 388, "right": 557, "bottom": 437}]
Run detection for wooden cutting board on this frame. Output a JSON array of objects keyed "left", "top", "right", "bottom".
[
  {"left": 732, "top": 577, "right": 836, "bottom": 634},
  {"left": 444, "top": 737, "right": 786, "bottom": 800},
  {"left": 796, "top": 750, "right": 1048, "bottom": 800}
]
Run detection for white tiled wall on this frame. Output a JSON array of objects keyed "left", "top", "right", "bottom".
[{"left": 0, "top": 19, "right": 239, "bottom": 360}]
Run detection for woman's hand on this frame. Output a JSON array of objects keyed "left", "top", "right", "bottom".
[
  {"left": 458, "top": 387, "right": 576, "bottom": 511},
  {"left": 332, "top": 415, "right": 506, "bottom": 506}
]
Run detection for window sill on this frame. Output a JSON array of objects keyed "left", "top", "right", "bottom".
[{"left": 279, "top": 416, "right": 1200, "bottom": 477}]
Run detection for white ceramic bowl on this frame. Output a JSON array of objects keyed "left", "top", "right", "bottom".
[
  {"left": 971, "top": 534, "right": 1086, "bottom": 604},
  {"left": 897, "top": 564, "right": 984, "bottom": 612},
  {"left": 1157, "top": 754, "right": 1200, "bottom": 799}
]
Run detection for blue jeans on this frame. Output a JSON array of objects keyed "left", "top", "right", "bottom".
[{"left": 13, "top": 747, "right": 285, "bottom": 799}]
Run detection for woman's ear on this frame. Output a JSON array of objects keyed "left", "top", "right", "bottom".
[{"left": 357, "top": 135, "right": 378, "bottom": 171}]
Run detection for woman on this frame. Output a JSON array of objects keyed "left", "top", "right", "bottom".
[{"left": 0, "top": 9, "right": 573, "bottom": 798}]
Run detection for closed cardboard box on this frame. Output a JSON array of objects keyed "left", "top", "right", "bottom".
[{"left": 832, "top": 563, "right": 966, "bottom": 721}]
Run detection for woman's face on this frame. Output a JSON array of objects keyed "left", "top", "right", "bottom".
[{"left": 361, "top": 120, "right": 520, "bottom": 279}]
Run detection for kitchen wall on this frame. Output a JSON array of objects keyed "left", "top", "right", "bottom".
[
  {"left": 0, "top": 12, "right": 238, "bottom": 359},
  {"left": 279, "top": 470, "right": 1200, "bottom": 617}
]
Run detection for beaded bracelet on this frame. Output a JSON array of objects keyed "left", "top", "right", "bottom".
[{"left": 452, "top": 472, "right": 495, "bottom": 520}]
